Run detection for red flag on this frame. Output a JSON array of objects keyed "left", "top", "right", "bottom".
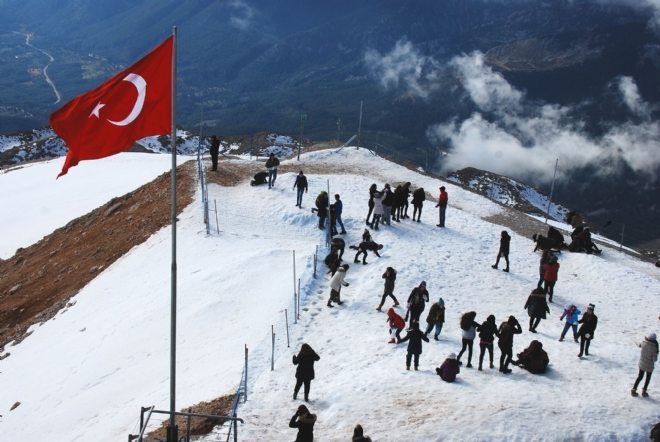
[{"left": 50, "top": 36, "right": 173, "bottom": 177}]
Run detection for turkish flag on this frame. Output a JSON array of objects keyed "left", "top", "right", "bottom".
[{"left": 50, "top": 36, "right": 173, "bottom": 177}]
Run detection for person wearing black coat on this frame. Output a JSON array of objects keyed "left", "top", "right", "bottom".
[
  {"left": 537, "top": 251, "right": 552, "bottom": 290},
  {"left": 478, "top": 314, "right": 499, "bottom": 370},
  {"left": 411, "top": 187, "right": 425, "bottom": 222},
  {"left": 377, "top": 267, "right": 399, "bottom": 311},
  {"left": 406, "top": 281, "right": 429, "bottom": 326},
  {"left": 330, "top": 237, "right": 345, "bottom": 261},
  {"left": 512, "top": 340, "right": 549, "bottom": 374},
  {"left": 289, "top": 404, "right": 316, "bottom": 442},
  {"left": 524, "top": 288, "right": 550, "bottom": 333},
  {"left": 314, "top": 192, "right": 329, "bottom": 230},
  {"left": 352, "top": 424, "right": 373, "bottom": 442},
  {"left": 209, "top": 135, "right": 220, "bottom": 171},
  {"left": 293, "top": 343, "right": 320, "bottom": 401},
  {"left": 265, "top": 153, "right": 280, "bottom": 189},
  {"left": 399, "top": 321, "right": 429, "bottom": 370},
  {"left": 293, "top": 171, "right": 308, "bottom": 207},
  {"left": 366, "top": 184, "right": 378, "bottom": 227},
  {"left": 577, "top": 304, "right": 598, "bottom": 358},
  {"left": 491, "top": 230, "right": 511, "bottom": 272},
  {"left": 324, "top": 252, "right": 341, "bottom": 276},
  {"left": 498, "top": 315, "right": 523, "bottom": 374}
]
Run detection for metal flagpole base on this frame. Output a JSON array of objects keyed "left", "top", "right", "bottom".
[{"left": 166, "top": 425, "right": 178, "bottom": 442}]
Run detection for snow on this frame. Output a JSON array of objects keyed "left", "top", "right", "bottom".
[
  {"left": 0, "top": 153, "right": 181, "bottom": 259},
  {"left": 1, "top": 147, "right": 659, "bottom": 441}
]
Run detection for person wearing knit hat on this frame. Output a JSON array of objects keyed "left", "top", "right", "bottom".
[
  {"left": 424, "top": 298, "right": 446, "bottom": 340},
  {"left": 435, "top": 351, "right": 460, "bottom": 382},
  {"left": 631, "top": 333, "right": 658, "bottom": 397},
  {"left": 577, "top": 303, "right": 598, "bottom": 358}
]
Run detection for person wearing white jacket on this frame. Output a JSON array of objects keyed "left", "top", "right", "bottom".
[
  {"left": 327, "top": 264, "right": 350, "bottom": 308},
  {"left": 632, "top": 333, "right": 658, "bottom": 397}
]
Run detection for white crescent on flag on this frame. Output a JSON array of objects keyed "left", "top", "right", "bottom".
[{"left": 107, "top": 73, "right": 147, "bottom": 126}]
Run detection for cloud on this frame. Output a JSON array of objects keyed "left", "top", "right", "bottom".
[
  {"left": 229, "top": 0, "right": 255, "bottom": 30},
  {"left": 364, "top": 38, "right": 442, "bottom": 99},
  {"left": 428, "top": 52, "right": 660, "bottom": 183},
  {"left": 617, "top": 76, "right": 650, "bottom": 117}
]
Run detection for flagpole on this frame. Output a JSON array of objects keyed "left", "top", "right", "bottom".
[{"left": 167, "top": 25, "right": 178, "bottom": 442}]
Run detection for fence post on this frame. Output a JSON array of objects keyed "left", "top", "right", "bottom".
[
  {"left": 285, "top": 309, "right": 290, "bottom": 348},
  {"left": 297, "top": 278, "right": 301, "bottom": 320},
  {"left": 244, "top": 345, "right": 248, "bottom": 403},
  {"left": 185, "top": 408, "right": 192, "bottom": 442},
  {"left": 271, "top": 325, "right": 275, "bottom": 371},
  {"left": 313, "top": 245, "right": 318, "bottom": 278}
]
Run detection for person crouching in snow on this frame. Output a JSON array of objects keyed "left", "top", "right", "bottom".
[
  {"left": 386, "top": 307, "right": 405, "bottom": 343},
  {"left": 435, "top": 352, "right": 460, "bottom": 382},
  {"left": 327, "top": 264, "right": 349, "bottom": 307},
  {"left": 631, "top": 333, "right": 658, "bottom": 397},
  {"left": 398, "top": 321, "right": 429, "bottom": 370},
  {"left": 512, "top": 340, "right": 549, "bottom": 374}
]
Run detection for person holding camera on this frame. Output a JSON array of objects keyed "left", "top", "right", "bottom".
[{"left": 289, "top": 404, "right": 316, "bottom": 442}]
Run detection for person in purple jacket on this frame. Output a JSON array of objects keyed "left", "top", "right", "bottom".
[{"left": 435, "top": 352, "right": 460, "bottom": 382}]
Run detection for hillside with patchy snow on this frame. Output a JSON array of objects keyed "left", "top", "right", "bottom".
[{"left": 0, "top": 148, "right": 658, "bottom": 441}]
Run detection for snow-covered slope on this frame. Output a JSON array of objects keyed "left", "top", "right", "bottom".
[{"left": 0, "top": 148, "right": 658, "bottom": 441}]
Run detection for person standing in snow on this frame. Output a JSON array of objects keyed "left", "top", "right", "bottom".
[
  {"left": 289, "top": 404, "right": 316, "bottom": 442},
  {"left": 543, "top": 255, "right": 560, "bottom": 303},
  {"left": 524, "top": 288, "right": 550, "bottom": 333},
  {"left": 537, "top": 251, "right": 552, "bottom": 290},
  {"left": 435, "top": 186, "right": 448, "bottom": 227},
  {"left": 401, "top": 182, "right": 411, "bottom": 219},
  {"left": 559, "top": 304, "right": 581, "bottom": 342},
  {"left": 292, "top": 343, "right": 320, "bottom": 401},
  {"left": 406, "top": 281, "right": 429, "bottom": 326},
  {"left": 498, "top": 315, "right": 522, "bottom": 374},
  {"left": 209, "top": 135, "right": 220, "bottom": 171},
  {"left": 381, "top": 184, "right": 393, "bottom": 226},
  {"left": 478, "top": 314, "right": 499, "bottom": 371},
  {"left": 333, "top": 194, "right": 347, "bottom": 234},
  {"left": 435, "top": 352, "right": 461, "bottom": 382},
  {"left": 456, "top": 311, "right": 480, "bottom": 368},
  {"left": 377, "top": 266, "right": 399, "bottom": 311},
  {"left": 577, "top": 303, "right": 598, "bottom": 357},
  {"left": 399, "top": 321, "right": 430, "bottom": 370},
  {"left": 631, "top": 333, "right": 658, "bottom": 397},
  {"left": 411, "top": 187, "right": 425, "bottom": 222},
  {"left": 386, "top": 307, "right": 406, "bottom": 343},
  {"left": 330, "top": 237, "right": 345, "bottom": 261},
  {"left": 491, "top": 230, "right": 511, "bottom": 272},
  {"left": 293, "top": 170, "right": 308, "bottom": 208},
  {"left": 352, "top": 424, "right": 373, "bottom": 442},
  {"left": 371, "top": 189, "right": 384, "bottom": 230},
  {"left": 327, "top": 264, "right": 349, "bottom": 307},
  {"left": 424, "top": 298, "right": 445, "bottom": 340},
  {"left": 392, "top": 184, "right": 404, "bottom": 222},
  {"left": 265, "top": 153, "right": 280, "bottom": 189},
  {"left": 366, "top": 183, "right": 378, "bottom": 227},
  {"left": 314, "top": 191, "right": 329, "bottom": 230}
]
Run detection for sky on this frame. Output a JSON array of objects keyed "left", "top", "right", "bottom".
[{"left": 0, "top": 149, "right": 658, "bottom": 441}]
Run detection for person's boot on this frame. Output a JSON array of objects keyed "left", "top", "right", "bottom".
[
  {"left": 631, "top": 389, "right": 638, "bottom": 397},
  {"left": 503, "top": 267, "right": 509, "bottom": 272},
  {"left": 327, "top": 302, "right": 333, "bottom": 308},
  {"left": 491, "top": 264, "right": 498, "bottom": 269},
  {"left": 642, "top": 390, "right": 649, "bottom": 397}
]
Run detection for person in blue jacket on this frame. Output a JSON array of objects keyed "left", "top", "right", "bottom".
[
  {"left": 559, "top": 304, "right": 581, "bottom": 342},
  {"left": 334, "top": 194, "right": 347, "bottom": 234}
]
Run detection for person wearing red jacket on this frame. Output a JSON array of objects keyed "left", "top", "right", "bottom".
[
  {"left": 435, "top": 186, "right": 448, "bottom": 227},
  {"left": 542, "top": 255, "right": 560, "bottom": 303},
  {"left": 386, "top": 307, "right": 405, "bottom": 343}
]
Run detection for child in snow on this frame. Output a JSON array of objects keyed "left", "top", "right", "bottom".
[
  {"left": 631, "top": 333, "right": 658, "bottom": 397},
  {"left": 289, "top": 404, "right": 316, "bottom": 442},
  {"left": 377, "top": 267, "right": 399, "bottom": 311},
  {"left": 424, "top": 298, "right": 445, "bottom": 340},
  {"left": 491, "top": 230, "right": 511, "bottom": 272},
  {"left": 524, "top": 288, "right": 550, "bottom": 333},
  {"left": 327, "top": 264, "right": 349, "bottom": 307},
  {"left": 386, "top": 307, "right": 406, "bottom": 343},
  {"left": 577, "top": 303, "right": 598, "bottom": 358},
  {"left": 456, "top": 311, "right": 480, "bottom": 368},
  {"left": 559, "top": 304, "right": 581, "bottom": 342},
  {"left": 399, "top": 321, "right": 429, "bottom": 370},
  {"left": 435, "top": 352, "right": 461, "bottom": 382},
  {"left": 498, "top": 315, "right": 522, "bottom": 374},
  {"left": 478, "top": 314, "right": 499, "bottom": 371},
  {"left": 292, "top": 343, "right": 320, "bottom": 401}
]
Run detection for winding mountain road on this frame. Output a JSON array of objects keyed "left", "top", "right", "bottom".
[{"left": 20, "top": 32, "right": 61, "bottom": 105}]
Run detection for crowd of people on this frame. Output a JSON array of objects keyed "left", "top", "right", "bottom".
[{"left": 236, "top": 152, "right": 656, "bottom": 440}]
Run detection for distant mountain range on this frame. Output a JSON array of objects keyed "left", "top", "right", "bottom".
[{"left": 1, "top": 0, "right": 658, "bottom": 246}]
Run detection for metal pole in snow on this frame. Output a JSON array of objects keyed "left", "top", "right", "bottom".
[
  {"left": 271, "top": 325, "right": 275, "bottom": 371},
  {"left": 544, "top": 158, "right": 559, "bottom": 225},
  {"left": 285, "top": 309, "right": 290, "bottom": 348},
  {"left": 214, "top": 199, "right": 219, "bottom": 234},
  {"left": 297, "top": 278, "right": 301, "bottom": 320},
  {"left": 244, "top": 345, "right": 248, "bottom": 402}
]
